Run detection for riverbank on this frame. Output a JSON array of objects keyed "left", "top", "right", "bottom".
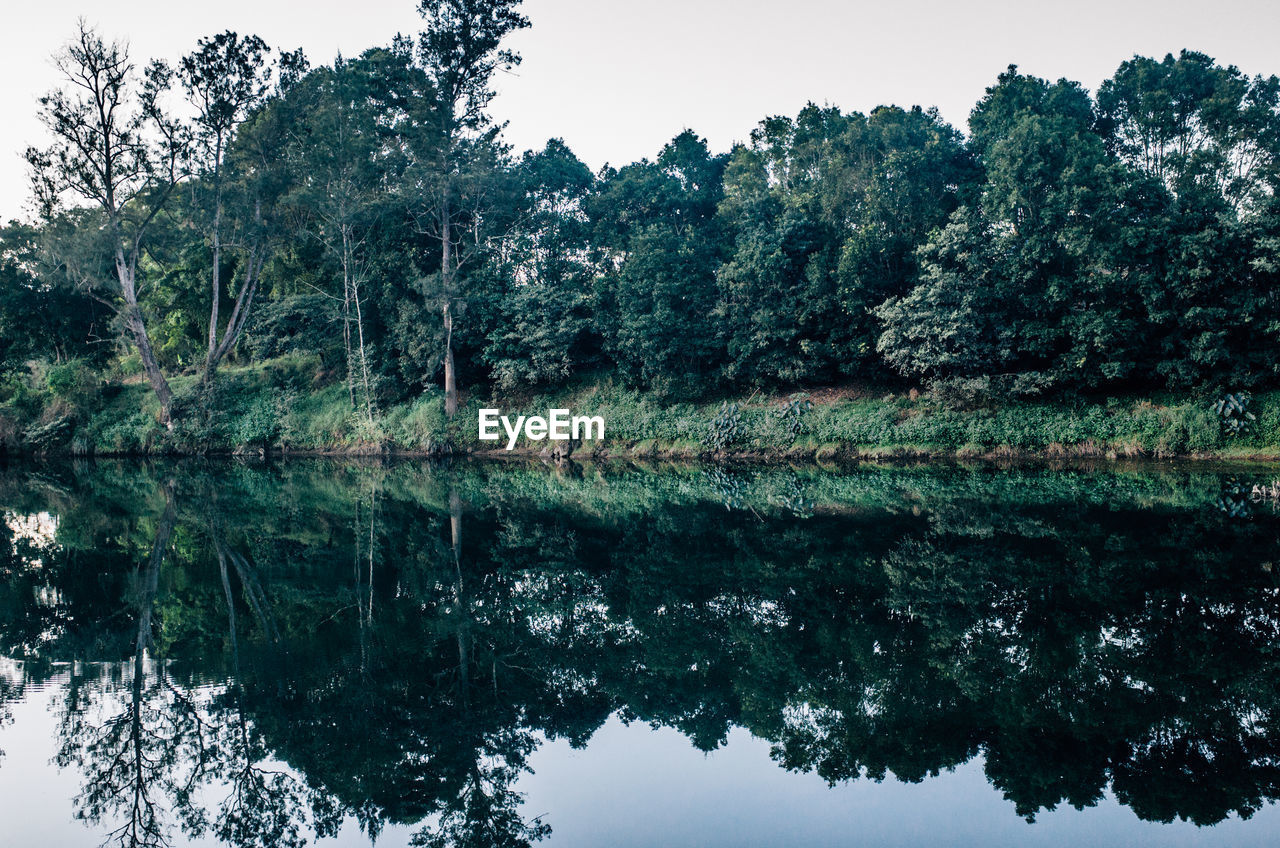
[{"left": 4, "top": 355, "right": 1280, "bottom": 462}]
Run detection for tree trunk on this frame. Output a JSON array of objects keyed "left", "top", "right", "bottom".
[
  {"left": 345, "top": 227, "right": 376, "bottom": 422},
  {"left": 443, "top": 303, "right": 457, "bottom": 417},
  {"left": 130, "top": 311, "right": 175, "bottom": 425},
  {"left": 203, "top": 147, "right": 224, "bottom": 386},
  {"left": 354, "top": 293, "right": 375, "bottom": 422},
  {"left": 115, "top": 245, "right": 175, "bottom": 424},
  {"left": 366, "top": 484, "right": 377, "bottom": 627},
  {"left": 205, "top": 200, "right": 267, "bottom": 382},
  {"left": 137, "top": 482, "right": 176, "bottom": 659},
  {"left": 441, "top": 190, "right": 459, "bottom": 418},
  {"left": 343, "top": 266, "right": 356, "bottom": 410},
  {"left": 121, "top": 295, "right": 174, "bottom": 426},
  {"left": 218, "top": 542, "right": 240, "bottom": 672}
]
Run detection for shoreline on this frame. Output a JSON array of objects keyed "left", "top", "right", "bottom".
[
  {"left": 8, "top": 363, "right": 1280, "bottom": 466},
  {"left": 9, "top": 440, "right": 1280, "bottom": 467}
]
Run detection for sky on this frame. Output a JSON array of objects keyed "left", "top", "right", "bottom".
[
  {"left": 6, "top": 686, "right": 1280, "bottom": 846},
  {"left": 2, "top": 0, "right": 1279, "bottom": 222}
]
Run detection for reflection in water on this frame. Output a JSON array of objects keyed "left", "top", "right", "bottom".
[{"left": 1, "top": 459, "right": 1279, "bottom": 846}]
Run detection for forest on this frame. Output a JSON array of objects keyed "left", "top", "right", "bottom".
[{"left": 2, "top": 0, "right": 1280, "bottom": 457}]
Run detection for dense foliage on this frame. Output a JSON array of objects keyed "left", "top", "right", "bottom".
[
  {"left": 4, "top": 460, "right": 1280, "bottom": 846},
  {"left": 4, "top": 0, "right": 1280, "bottom": 451}
]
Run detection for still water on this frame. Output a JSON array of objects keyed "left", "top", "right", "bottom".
[{"left": 1, "top": 458, "right": 1279, "bottom": 847}]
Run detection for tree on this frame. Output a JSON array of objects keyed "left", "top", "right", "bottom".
[
  {"left": 174, "top": 31, "right": 274, "bottom": 384},
  {"left": 1098, "top": 52, "right": 1280, "bottom": 389},
  {"left": 872, "top": 208, "right": 1013, "bottom": 384},
  {"left": 716, "top": 103, "right": 972, "bottom": 386},
  {"left": 482, "top": 139, "right": 600, "bottom": 391},
  {"left": 0, "top": 221, "right": 107, "bottom": 370},
  {"left": 26, "top": 21, "right": 185, "bottom": 423},
  {"left": 283, "top": 53, "right": 397, "bottom": 420},
  {"left": 877, "top": 67, "right": 1140, "bottom": 395},
  {"left": 589, "top": 131, "right": 730, "bottom": 395},
  {"left": 1098, "top": 50, "right": 1280, "bottom": 214},
  {"left": 405, "top": 0, "right": 531, "bottom": 417}
]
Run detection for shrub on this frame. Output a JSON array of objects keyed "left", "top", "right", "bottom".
[
  {"left": 46, "top": 359, "right": 97, "bottom": 401},
  {"left": 93, "top": 409, "right": 160, "bottom": 454},
  {"left": 704, "top": 402, "right": 744, "bottom": 450},
  {"left": 929, "top": 376, "right": 993, "bottom": 411},
  {"left": 775, "top": 393, "right": 813, "bottom": 440},
  {"left": 1213, "top": 392, "right": 1255, "bottom": 438},
  {"left": 385, "top": 393, "right": 448, "bottom": 450},
  {"left": 230, "top": 393, "right": 288, "bottom": 449},
  {"left": 111, "top": 353, "right": 143, "bottom": 379}
]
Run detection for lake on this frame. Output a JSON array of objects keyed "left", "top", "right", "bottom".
[{"left": 1, "top": 457, "right": 1279, "bottom": 847}]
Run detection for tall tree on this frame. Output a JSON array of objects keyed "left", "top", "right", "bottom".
[
  {"left": 25, "top": 22, "right": 185, "bottom": 422},
  {"left": 1098, "top": 52, "right": 1280, "bottom": 388},
  {"left": 589, "top": 131, "right": 730, "bottom": 395},
  {"left": 406, "top": 0, "right": 530, "bottom": 417},
  {"left": 175, "top": 31, "right": 274, "bottom": 383},
  {"left": 716, "top": 103, "right": 972, "bottom": 386},
  {"left": 877, "top": 67, "right": 1138, "bottom": 395},
  {"left": 284, "top": 54, "right": 394, "bottom": 420},
  {"left": 1098, "top": 50, "right": 1280, "bottom": 213},
  {"left": 482, "top": 139, "right": 599, "bottom": 391}
]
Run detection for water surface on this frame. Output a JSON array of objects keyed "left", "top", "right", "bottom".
[{"left": 1, "top": 458, "right": 1279, "bottom": 846}]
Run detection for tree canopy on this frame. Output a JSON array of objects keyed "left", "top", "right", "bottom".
[{"left": 8, "top": 7, "right": 1280, "bottom": 429}]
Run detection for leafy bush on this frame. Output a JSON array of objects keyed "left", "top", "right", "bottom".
[
  {"left": 230, "top": 393, "right": 289, "bottom": 449},
  {"left": 1213, "top": 392, "right": 1255, "bottom": 437},
  {"left": 111, "top": 352, "right": 144, "bottom": 379},
  {"left": 46, "top": 359, "right": 98, "bottom": 402},
  {"left": 704, "top": 402, "right": 744, "bottom": 450},
  {"left": 775, "top": 393, "right": 813, "bottom": 440},
  {"left": 383, "top": 393, "right": 448, "bottom": 451},
  {"left": 929, "top": 377, "right": 993, "bottom": 411},
  {"left": 92, "top": 409, "right": 161, "bottom": 454},
  {"left": 0, "top": 373, "right": 40, "bottom": 419}
]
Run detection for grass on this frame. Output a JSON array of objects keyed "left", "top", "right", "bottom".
[
  {"left": 451, "top": 381, "right": 1242, "bottom": 460},
  {"left": 4, "top": 356, "right": 1280, "bottom": 461}
]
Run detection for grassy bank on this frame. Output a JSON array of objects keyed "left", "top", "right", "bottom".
[{"left": 4, "top": 354, "right": 1280, "bottom": 461}]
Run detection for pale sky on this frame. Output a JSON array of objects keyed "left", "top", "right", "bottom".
[{"left": 3, "top": 0, "right": 1279, "bottom": 223}]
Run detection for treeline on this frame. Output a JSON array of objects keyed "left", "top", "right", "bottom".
[{"left": 3, "top": 0, "right": 1280, "bottom": 433}]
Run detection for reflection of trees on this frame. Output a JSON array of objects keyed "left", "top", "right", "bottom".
[
  {"left": 2, "top": 462, "right": 1280, "bottom": 844},
  {"left": 200, "top": 695, "right": 322, "bottom": 848},
  {"left": 207, "top": 517, "right": 318, "bottom": 848},
  {"left": 412, "top": 741, "right": 550, "bottom": 848},
  {"left": 0, "top": 513, "right": 29, "bottom": 763},
  {"left": 0, "top": 666, "right": 17, "bottom": 765},
  {"left": 53, "top": 481, "right": 211, "bottom": 848},
  {"left": 48, "top": 478, "right": 331, "bottom": 848},
  {"left": 408, "top": 487, "right": 551, "bottom": 848},
  {"left": 235, "top": 482, "right": 558, "bottom": 848}
]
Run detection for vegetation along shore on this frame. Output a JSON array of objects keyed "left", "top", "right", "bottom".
[
  {"left": 5, "top": 355, "right": 1280, "bottom": 461},
  {"left": 3, "top": 0, "right": 1280, "bottom": 462}
]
